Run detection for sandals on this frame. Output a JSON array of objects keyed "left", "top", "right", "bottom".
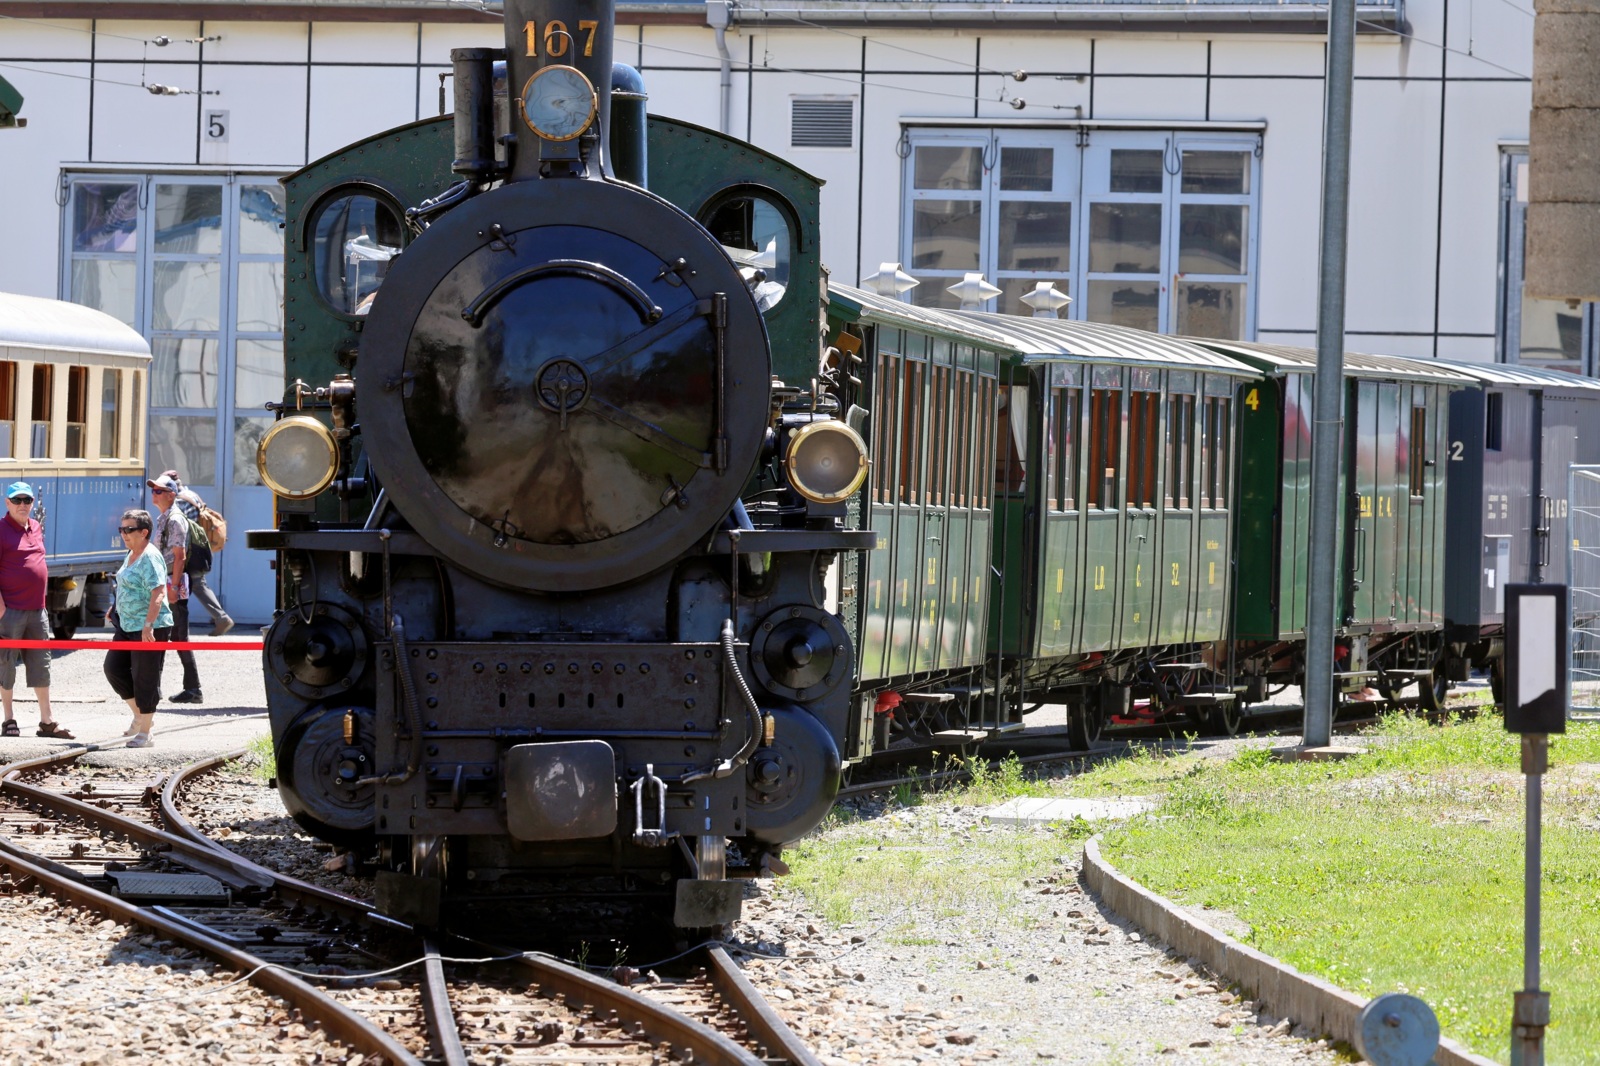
[
  {"left": 36, "top": 721, "right": 74, "bottom": 740},
  {"left": 1, "top": 719, "right": 16, "bottom": 737},
  {"left": 126, "top": 732, "right": 153, "bottom": 749}
]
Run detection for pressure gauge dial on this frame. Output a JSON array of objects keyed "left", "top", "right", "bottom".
[{"left": 519, "top": 65, "right": 598, "bottom": 142}]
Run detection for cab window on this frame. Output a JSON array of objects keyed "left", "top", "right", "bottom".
[
  {"left": 703, "top": 192, "right": 794, "bottom": 313},
  {"left": 311, "top": 193, "right": 404, "bottom": 316}
]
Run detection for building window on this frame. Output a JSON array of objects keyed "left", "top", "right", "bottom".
[
  {"left": 62, "top": 174, "right": 286, "bottom": 488},
  {"left": 903, "top": 128, "right": 1259, "bottom": 338},
  {"left": 1500, "top": 149, "right": 1598, "bottom": 375}
]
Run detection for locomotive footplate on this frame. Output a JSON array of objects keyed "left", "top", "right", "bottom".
[{"left": 373, "top": 640, "right": 747, "bottom": 839}]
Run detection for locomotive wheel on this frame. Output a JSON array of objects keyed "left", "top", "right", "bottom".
[
  {"left": 1489, "top": 659, "right": 1505, "bottom": 706},
  {"left": 1213, "top": 701, "right": 1242, "bottom": 737},
  {"left": 411, "top": 834, "right": 448, "bottom": 880},
  {"left": 1066, "top": 696, "right": 1104, "bottom": 750},
  {"left": 1416, "top": 666, "right": 1450, "bottom": 714}
]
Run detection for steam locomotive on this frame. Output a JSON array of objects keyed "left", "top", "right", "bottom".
[{"left": 253, "top": 0, "right": 871, "bottom": 928}]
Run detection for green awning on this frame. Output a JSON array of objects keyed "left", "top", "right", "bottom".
[{"left": 0, "top": 75, "right": 25, "bottom": 130}]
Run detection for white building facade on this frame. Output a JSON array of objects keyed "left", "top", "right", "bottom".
[{"left": 0, "top": 0, "right": 1580, "bottom": 619}]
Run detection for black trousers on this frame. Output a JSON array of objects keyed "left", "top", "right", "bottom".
[
  {"left": 169, "top": 598, "right": 200, "bottom": 693},
  {"left": 105, "top": 626, "right": 173, "bottom": 716}
]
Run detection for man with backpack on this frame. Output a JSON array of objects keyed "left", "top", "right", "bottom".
[
  {"left": 148, "top": 474, "right": 203, "bottom": 704},
  {"left": 159, "top": 469, "right": 233, "bottom": 639}
]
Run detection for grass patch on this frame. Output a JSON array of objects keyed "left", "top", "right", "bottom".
[
  {"left": 1098, "top": 714, "right": 1600, "bottom": 1064},
  {"left": 240, "top": 731, "right": 276, "bottom": 784}
]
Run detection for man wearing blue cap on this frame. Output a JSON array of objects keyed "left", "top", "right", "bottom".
[{"left": 0, "top": 483, "right": 71, "bottom": 740}]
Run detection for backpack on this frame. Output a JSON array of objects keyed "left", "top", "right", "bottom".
[
  {"left": 194, "top": 503, "right": 228, "bottom": 553},
  {"left": 184, "top": 512, "right": 213, "bottom": 574},
  {"left": 174, "top": 495, "right": 225, "bottom": 573}
]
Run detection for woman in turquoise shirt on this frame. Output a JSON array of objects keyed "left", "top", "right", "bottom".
[{"left": 104, "top": 509, "right": 173, "bottom": 748}]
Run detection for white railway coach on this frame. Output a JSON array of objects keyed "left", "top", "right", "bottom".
[{"left": 0, "top": 292, "right": 150, "bottom": 637}]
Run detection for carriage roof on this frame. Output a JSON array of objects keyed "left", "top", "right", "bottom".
[
  {"left": 957, "top": 312, "right": 1258, "bottom": 376},
  {"left": 0, "top": 292, "right": 151, "bottom": 361},
  {"left": 1196, "top": 339, "right": 1475, "bottom": 386},
  {"left": 1429, "top": 359, "right": 1600, "bottom": 393},
  {"left": 828, "top": 284, "right": 1257, "bottom": 376}
]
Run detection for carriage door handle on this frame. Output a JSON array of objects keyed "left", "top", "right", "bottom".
[{"left": 1536, "top": 495, "right": 1552, "bottom": 568}]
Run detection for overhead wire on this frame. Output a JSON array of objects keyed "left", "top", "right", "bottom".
[
  {"left": 635, "top": 37, "right": 1023, "bottom": 108},
  {"left": 750, "top": 11, "right": 1028, "bottom": 81},
  {"left": 1352, "top": 16, "right": 1531, "bottom": 79},
  {"left": 0, "top": 60, "right": 214, "bottom": 96}
]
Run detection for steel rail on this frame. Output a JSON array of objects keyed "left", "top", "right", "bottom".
[
  {"left": 165, "top": 750, "right": 780, "bottom": 1066},
  {"left": 1, "top": 749, "right": 275, "bottom": 893},
  {"left": 0, "top": 848, "right": 421, "bottom": 1065},
  {"left": 421, "top": 937, "right": 470, "bottom": 1066},
  {"left": 704, "top": 945, "right": 824, "bottom": 1066},
  {"left": 159, "top": 748, "right": 394, "bottom": 922}
]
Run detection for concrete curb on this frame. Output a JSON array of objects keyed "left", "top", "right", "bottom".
[{"left": 1082, "top": 835, "right": 1499, "bottom": 1066}]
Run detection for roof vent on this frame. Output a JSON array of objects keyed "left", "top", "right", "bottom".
[{"left": 791, "top": 98, "right": 854, "bottom": 149}]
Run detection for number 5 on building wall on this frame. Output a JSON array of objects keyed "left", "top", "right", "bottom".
[{"left": 206, "top": 110, "right": 229, "bottom": 141}]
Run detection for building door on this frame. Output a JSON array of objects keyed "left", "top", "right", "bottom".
[{"left": 63, "top": 173, "right": 285, "bottom": 625}]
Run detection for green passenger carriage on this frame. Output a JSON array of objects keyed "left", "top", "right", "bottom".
[{"left": 1200, "top": 341, "right": 1472, "bottom": 714}]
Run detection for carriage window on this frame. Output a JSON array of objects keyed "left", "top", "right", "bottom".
[
  {"left": 899, "top": 361, "right": 923, "bottom": 504},
  {"left": 995, "top": 386, "right": 1027, "bottom": 494},
  {"left": 65, "top": 366, "right": 88, "bottom": 459},
  {"left": 1166, "top": 394, "right": 1194, "bottom": 508},
  {"left": 930, "top": 366, "right": 949, "bottom": 505},
  {"left": 100, "top": 369, "right": 121, "bottom": 459},
  {"left": 1485, "top": 392, "right": 1504, "bottom": 452},
  {"left": 0, "top": 362, "right": 14, "bottom": 459},
  {"left": 1200, "top": 395, "right": 1231, "bottom": 508},
  {"left": 972, "top": 376, "right": 985, "bottom": 508},
  {"left": 1087, "top": 388, "right": 1121, "bottom": 509},
  {"left": 873, "top": 351, "right": 899, "bottom": 503},
  {"left": 1126, "top": 390, "right": 1159, "bottom": 508},
  {"left": 703, "top": 193, "right": 793, "bottom": 313},
  {"left": 953, "top": 370, "right": 974, "bottom": 508},
  {"left": 1047, "top": 386, "right": 1080, "bottom": 511},
  {"left": 129, "top": 373, "right": 142, "bottom": 460},
  {"left": 311, "top": 192, "right": 403, "bottom": 316},
  {"left": 30, "top": 364, "right": 51, "bottom": 459},
  {"left": 1409, "top": 404, "right": 1427, "bottom": 499}
]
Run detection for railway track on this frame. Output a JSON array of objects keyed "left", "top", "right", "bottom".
[{"left": 0, "top": 743, "right": 821, "bottom": 1066}]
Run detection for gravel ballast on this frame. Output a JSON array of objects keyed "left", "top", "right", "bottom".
[{"left": 2, "top": 645, "right": 1355, "bottom": 1063}]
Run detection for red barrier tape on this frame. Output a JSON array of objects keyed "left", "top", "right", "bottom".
[{"left": 0, "top": 639, "right": 263, "bottom": 651}]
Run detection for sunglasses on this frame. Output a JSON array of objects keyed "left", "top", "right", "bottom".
[
  {"left": 8, "top": 497, "right": 32, "bottom": 506},
  {"left": 119, "top": 526, "right": 144, "bottom": 535},
  {"left": 151, "top": 488, "right": 172, "bottom": 496}
]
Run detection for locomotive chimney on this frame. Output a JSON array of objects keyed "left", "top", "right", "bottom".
[{"left": 504, "top": 0, "right": 615, "bottom": 182}]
